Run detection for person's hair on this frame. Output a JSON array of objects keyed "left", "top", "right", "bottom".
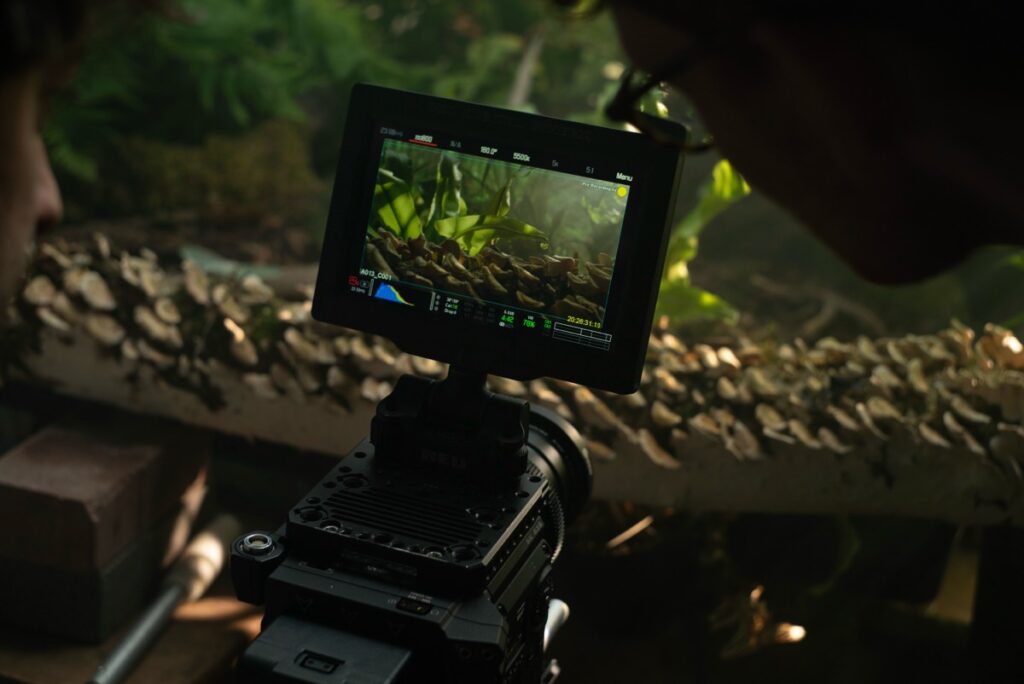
[{"left": 1, "top": 0, "right": 91, "bottom": 78}]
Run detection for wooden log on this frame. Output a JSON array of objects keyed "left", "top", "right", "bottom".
[
  {"left": 13, "top": 325, "right": 1024, "bottom": 526},
  {"left": 600, "top": 428, "right": 1024, "bottom": 526},
  {"left": 4, "top": 235, "right": 1024, "bottom": 526},
  {"left": 16, "top": 332, "right": 374, "bottom": 456}
]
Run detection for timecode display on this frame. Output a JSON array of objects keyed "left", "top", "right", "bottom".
[{"left": 566, "top": 315, "right": 602, "bottom": 330}]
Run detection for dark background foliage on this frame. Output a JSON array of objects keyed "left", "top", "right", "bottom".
[{"left": 45, "top": 0, "right": 1023, "bottom": 336}]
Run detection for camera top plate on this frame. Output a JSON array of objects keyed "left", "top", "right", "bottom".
[
  {"left": 313, "top": 84, "right": 683, "bottom": 393},
  {"left": 286, "top": 439, "right": 549, "bottom": 594}
]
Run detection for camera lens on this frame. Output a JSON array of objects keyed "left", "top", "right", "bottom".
[{"left": 526, "top": 404, "right": 594, "bottom": 530}]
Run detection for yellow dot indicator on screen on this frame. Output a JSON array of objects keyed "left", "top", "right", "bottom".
[{"left": 616, "top": 185, "right": 628, "bottom": 198}]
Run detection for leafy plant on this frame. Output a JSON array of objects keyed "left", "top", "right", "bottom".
[
  {"left": 436, "top": 215, "right": 549, "bottom": 257},
  {"left": 373, "top": 169, "right": 423, "bottom": 239},
  {"left": 45, "top": 0, "right": 635, "bottom": 224},
  {"left": 45, "top": 0, "right": 393, "bottom": 220},
  {"left": 372, "top": 151, "right": 549, "bottom": 256},
  {"left": 426, "top": 157, "right": 469, "bottom": 231},
  {"left": 656, "top": 160, "right": 751, "bottom": 324},
  {"left": 111, "top": 119, "right": 323, "bottom": 222}
]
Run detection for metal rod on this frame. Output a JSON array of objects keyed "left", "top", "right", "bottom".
[
  {"left": 86, "top": 515, "right": 240, "bottom": 684},
  {"left": 86, "top": 584, "right": 185, "bottom": 684}
]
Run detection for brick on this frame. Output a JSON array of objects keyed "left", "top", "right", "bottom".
[
  {"left": 0, "top": 413, "right": 209, "bottom": 573},
  {"left": 0, "top": 480, "right": 204, "bottom": 642}
]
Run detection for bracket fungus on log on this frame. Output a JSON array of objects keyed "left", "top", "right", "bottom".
[{"left": 4, "top": 234, "right": 1024, "bottom": 524}]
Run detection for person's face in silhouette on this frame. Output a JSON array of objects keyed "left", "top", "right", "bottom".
[
  {"left": 0, "top": 67, "right": 63, "bottom": 305},
  {"left": 610, "top": 4, "right": 1024, "bottom": 284}
]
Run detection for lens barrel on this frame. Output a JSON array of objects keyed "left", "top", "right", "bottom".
[{"left": 526, "top": 405, "right": 593, "bottom": 560}]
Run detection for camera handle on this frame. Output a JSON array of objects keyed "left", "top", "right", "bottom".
[{"left": 370, "top": 366, "right": 530, "bottom": 488}]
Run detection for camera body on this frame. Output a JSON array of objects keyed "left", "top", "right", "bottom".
[
  {"left": 233, "top": 374, "right": 590, "bottom": 683},
  {"left": 232, "top": 83, "right": 685, "bottom": 682}
]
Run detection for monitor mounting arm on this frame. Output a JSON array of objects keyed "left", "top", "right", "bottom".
[{"left": 370, "top": 366, "right": 529, "bottom": 488}]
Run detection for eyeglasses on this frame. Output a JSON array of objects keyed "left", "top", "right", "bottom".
[{"left": 604, "top": 51, "right": 714, "bottom": 154}]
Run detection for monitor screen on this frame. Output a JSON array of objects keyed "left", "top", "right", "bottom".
[
  {"left": 350, "top": 129, "right": 637, "bottom": 352},
  {"left": 313, "top": 85, "right": 683, "bottom": 392}
]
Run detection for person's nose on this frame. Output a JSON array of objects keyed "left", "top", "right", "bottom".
[{"left": 32, "top": 135, "right": 63, "bottom": 235}]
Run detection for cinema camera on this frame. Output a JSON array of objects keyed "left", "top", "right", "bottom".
[{"left": 231, "top": 84, "right": 684, "bottom": 683}]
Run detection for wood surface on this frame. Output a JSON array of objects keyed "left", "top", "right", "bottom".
[
  {"left": 0, "top": 581, "right": 257, "bottom": 684},
  {"left": 14, "top": 329, "right": 1024, "bottom": 526},
  {"left": 6, "top": 236, "right": 1024, "bottom": 526}
]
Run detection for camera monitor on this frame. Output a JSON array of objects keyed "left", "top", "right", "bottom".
[{"left": 313, "top": 84, "right": 683, "bottom": 393}]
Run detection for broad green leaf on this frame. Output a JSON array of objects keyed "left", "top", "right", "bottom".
[
  {"left": 457, "top": 217, "right": 549, "bottom": 256},
  {"left": 1007, "top": 251, "right": 1024, "bottom": 270},
  {"left": 655, "top": 279, "right": 738, "bottom": 324},
  {"left": 487, "top": 180, "right": 512, "bottom": 218},
  {"left": 659, "top": 159, "right": 750, "bottom": 290},
  {"left": 666, "top": 160, "right": 750, "bottom": 269},
  {"left": 373, "top": 169, "right": 422, "bottom": 239},
  {"left": 460, "top": 228, "right": 504, "bottom": 256},
  {"left": 435, "top": 215, "right": 549, "bottom": 256},
  {"left": 664, "top": 259, "right": 689, "bottom": 284},
  {"left": 672, "top": 236, "right": 698, "bottom": 267},
  {"left": 427, "top": 155, "right": 467, "bottom": 227},
  {"left": 434, "top": 214, "right": 484, "bottom": 240}
]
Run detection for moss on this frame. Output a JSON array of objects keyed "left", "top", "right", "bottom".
[{"left": 105, "top": 119, "right": 325, "bottom": 223}]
